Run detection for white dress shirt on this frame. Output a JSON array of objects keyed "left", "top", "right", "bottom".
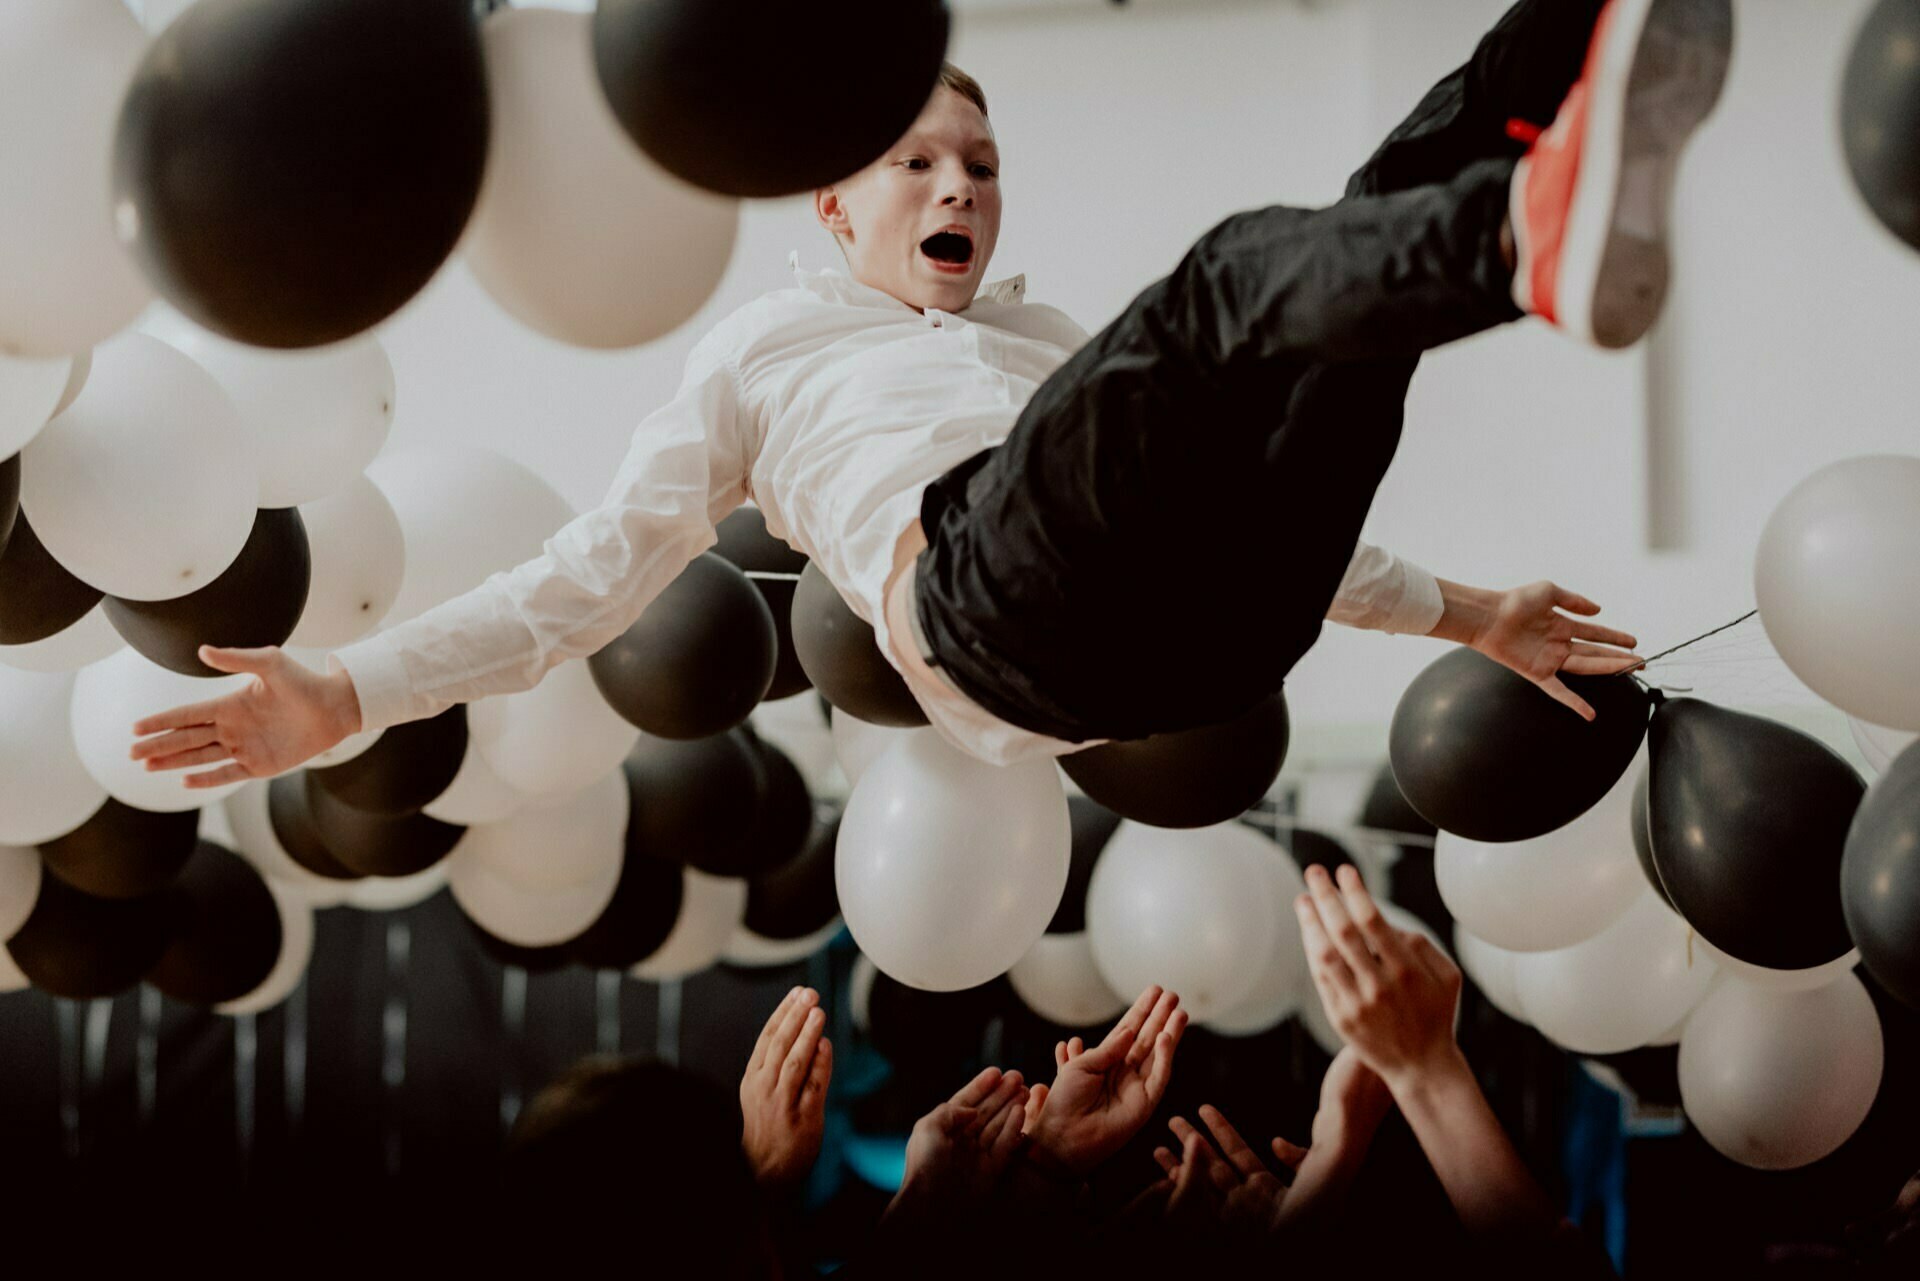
[{"left": 331, "top": 252, "right": 1445, "bottom": 765}]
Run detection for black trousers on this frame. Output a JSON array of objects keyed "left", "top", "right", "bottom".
[{"left": 913, "top": 0, "right": 1607, "bottom": 744}]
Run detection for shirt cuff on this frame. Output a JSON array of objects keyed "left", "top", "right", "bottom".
[
  {"left": 1387, "top": 563, "right": 1446, "bottom": 636},
  {"left": 327, "top": 635, "right": 418, "bottom": 737}
]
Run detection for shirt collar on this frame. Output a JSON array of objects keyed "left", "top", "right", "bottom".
[{"left": 788, "top": 249, "right": 1028, "bottom": 312}]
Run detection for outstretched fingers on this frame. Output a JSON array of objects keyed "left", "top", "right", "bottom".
[
  {"left": 183, "top": 763, "right": 254, "bottom": 790},
  {"left": 1197, "top": 1104, "right": 1265, "bottom": 1182},
  {"left": 1127, "top": 988, "right": 1182, "bottom": 1067},
  {"left": 1537, "top": 674, "right": 1597, "bottom": 722}
]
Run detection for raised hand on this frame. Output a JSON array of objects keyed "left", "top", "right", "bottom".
[
  {"left": 897, "top": 1065, "right": 1031, "bottom": 1208},
  {"left": 1151, "top": 1106, "right": 1297, "bottom": 1233},
  {"left": 739, "top": 986, "right": 833, "bottom": 1192},
  {"left": 1469, "top": 580, "right": 1640, "bottom": 720},
  {"left": 1296, "top": 864, "right": 1464, "bottom": 1091},
  {"left": 1025, "top": 985, "right": 1189, "bottom": 1177},
  {"left": 128, "top": 645, "right": 363, "bottom": 790}
]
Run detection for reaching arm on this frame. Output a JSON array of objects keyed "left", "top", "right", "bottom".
[{"left": 129, "top": 329, "right": 754, "bottom": 787}]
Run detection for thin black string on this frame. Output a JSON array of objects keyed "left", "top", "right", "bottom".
[{"left": 1613, "top": 608, "right": 1759, "bottom": 679}]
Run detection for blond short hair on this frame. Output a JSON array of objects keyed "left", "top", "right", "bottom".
[{"left": 940, "top": 62, "right": 989, "bottom": 119}]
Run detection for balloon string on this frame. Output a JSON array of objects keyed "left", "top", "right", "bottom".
[{"left": 1612, "top": 608, "right": 1759, "bottom": 679}]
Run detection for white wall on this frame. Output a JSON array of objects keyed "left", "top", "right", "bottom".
[{"left": 375, "top": 0, "right": 1915, "bottom": 753}]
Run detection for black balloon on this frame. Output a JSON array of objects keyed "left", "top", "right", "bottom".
[
  {"left": 742, "top": 811, "right": 841, "bottom": 943},
  {"left": 309, "top": 704, "right": 466, "bottom": 817},
  {"left": 1285, "top": 827, "right": 1360, "bottom": 880},
  {"left": 590, "top": 553, "right": 777, "bottom": 740},
  {"left": 1047, "top": 796, "right": 1123, "bottom": 935},
  {"left": 1843, "top": 739, "right": 1920, "bottom": 1009},
  {"left": 7, "top": 875, "right": 173, "bottom": 999},
  {"left": 571, "top": 849, "right": 685, "bottom": 971},
  {"left": 38, "top": 798, "right": 198, "bottom": 900},
  {"left": 622, "top": 729, "right": 767, "bottom": 872},
  {"left": 1843, "top": 0, "right": 1920, "bottom": 252},
  {"left": 0, "top": 509, "right": 102, "bottom": 646},
  {"left": 791, "top": 562, "right": 927, "bottom": 728},
  {"left": 145, "top": 840, "right": 282, "bottom": 1006},
  {"left": 1648, "top": 698, "right": 1863, "bottom": 970},
  {"left": 1358, "top": 760, "right": 1436, "bottom": 841},
  {"left": 267, "top": 772, "right": 363, "bottom": 882},
  {"left": 713, "top": 507, "right": 811, "bottom": 701},
  {"left": 1063, "top": 692, "right": 1290, "bottom": 830},
  {"left": 866, "top": 971, "right": 1005, "bottom": 1071},
  {"left": 1628, "top": 766, "right": 1674, "bottom": 908},
  {"left": 0, "top": 452, "right": 16, "bottom": 559},
  {"left": 111, "top": 0, "right": 490, "bottom": 348},
  {"left": 1388, "top": 647, "right": 1651, "bottom": 843},
  {"left": 304, "top": 776, "right": 464, "bottom": 878},
  {"left": 593, "top": 0, "right": 951, "bottom": 199},
  {"left": 715, "top": 736, "right": 814, "bottom": 880},
  {"left": 105, "top": 507, "right": 311, "bottom": 677}
]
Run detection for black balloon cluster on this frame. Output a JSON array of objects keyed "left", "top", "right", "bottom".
[{"left": 109, "top": 0, "right": 955, "bottom": 351}]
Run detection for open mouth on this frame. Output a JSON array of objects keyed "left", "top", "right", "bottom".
[{"left": 919, "top": 229, "right": 975, "bottom": 272}]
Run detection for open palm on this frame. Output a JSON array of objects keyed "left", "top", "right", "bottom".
[
  {"left": 129, "top": 645, "right": 360, "bottom": 790},
  {"left": 1472, "top": 581, "right": 1640, "bottom": 720},
  {"left": 1025, "top": 985, "right": 1188, "bottom": 1177}
]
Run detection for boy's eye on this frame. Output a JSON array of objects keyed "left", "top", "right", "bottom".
[
  {"left": 903, "top": 158, "right": 929, "bottom": 170},
  {"left": 971, "top": 165, "right": 996, "bottom": 178}
]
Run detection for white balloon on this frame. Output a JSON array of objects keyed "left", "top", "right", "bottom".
[
  {"left": 467, "top": 9, "right": 739, "bottom": 349},
  {"left": 1849, "top": 716, "right": 1918, "bottom": 777},
  {"left": 0, "top": 844, "right": 43, "bottom": 942},
  {"left": 470, "top": 659, "right": 639, "bottom": 799},
  {"left": 1679, "top": 974, "right": 1884, "bottom": 1170},
  {"left": 722, "top": 917, "right": 845, "bottom": 969},
  {"left": 1513, "top": 891, "right": 1719, "bottom": 1055},
  {"left": 0, "top": 350, "right": 75, "bottom": 456},
  {"left": 830, "top": 708, "right": 925, "bottom": 788},
  {"left": 630, "top": 869, "right": 749, "bottom": 982},
  {"left": 448, "top": 837, "right": 622, "bottom": 949},
  {"left": 136, "top": 0, "right": 199, "bottom": 34},
  {"left": 1692, "top": 933, "right": 1862, "bottom": 993},
  {"left": 848, "top": 952, "right": 878, "bottom": 1031},
  {"left": 1756, "top": 455, "right": 1920, "bottom": 731},
  {"left": 284, "top": 477, "right": 405, "bottom": 648},
  {"left": 71, "top": 647, "right": 250, "bottom": 811},
  {"left": 1009, "top": 931, "right": 1130, "bottom": 1029},
  {"left": 0, "top": 942, "right": 29, "bottom": 993},
  {"left": 0, "top": 668, "right": 107, "bottom": 844},
  {"left": 1435, "top": 746, "right": 1646, "bottom": 952},
  {"left": 423, "top": 736, "right": 528, "bottom": 825},
  {"left": 0, "top": 0, "right": 153, "bottom": 357},
  {"left": 1205, "top": 848, "right": 1309, "bottom": 1038},
  {"left": 216, "top": 882, "right": 315, "bottom": 1016},
  {"left": 141, "top": 309, "right": 395, "bottom": 508},
  {"left": 50, "top": 350, "right": 91, "bottom": 421},
  {"left": 21, "top": 334, "right": 259, "bottom": 600},
  {"left": 343, "top": 864, "right": 450, "bottom": 913},
  {"left": 0, "top": 604, "right": 124, "bottom": 673},
  {"left": 458, "top": 768, "right": 627, "bottom": 893},
  {"left": 1085, "top": 821, "right": 1281, "bottom": 1021},
  {"left": 367, "top": 446, "right": 574, "bottom": 623},
  {"left": 221, "top": 780, "right": 355, "bottom": 907},
  {"left": 837, "top": 732, "right": 1070, "bottom": 992},
  {"left": 1453, "top": 924, "right": 1530, "bottom": 1023}
]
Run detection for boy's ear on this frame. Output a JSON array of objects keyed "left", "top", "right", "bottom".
[{"left": 815, "top": 186, "right": 851, "bottom": 238}]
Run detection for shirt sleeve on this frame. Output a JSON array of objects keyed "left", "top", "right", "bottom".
[
  {"left": 329, "top": 332, "right": 754, "bottom": 734},
  {"left": 1323, "top": 539, "right": 1445, "bottom": 636}
]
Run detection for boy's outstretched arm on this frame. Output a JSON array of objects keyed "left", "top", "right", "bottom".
[
  {"left": 1324, "top": 541, "right": 1641, "bottom": 719},
  {"left": 129, "top": 329, "right": 754, "bottom": 791}
]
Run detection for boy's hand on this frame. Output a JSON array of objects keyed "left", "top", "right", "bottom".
[
  {"left": 1439, "top": 579, "right": 1641, "bottom": 720},
  {"left": 128, "top": 645, "right": 362, "bottom": 789},
  {"left": 1024, "top": 984, "right": 1188, "bottom": 1177},
  {"left": 740, "top": 986, "right": 833, "bottom": 1193},
  {"left": 1296, "top": 865, "right": 1465, "bottom": 1094}
]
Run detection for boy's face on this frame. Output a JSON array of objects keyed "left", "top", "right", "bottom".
[{"left": 815, "top": 88, "right": 1002, "bottom": 314}]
